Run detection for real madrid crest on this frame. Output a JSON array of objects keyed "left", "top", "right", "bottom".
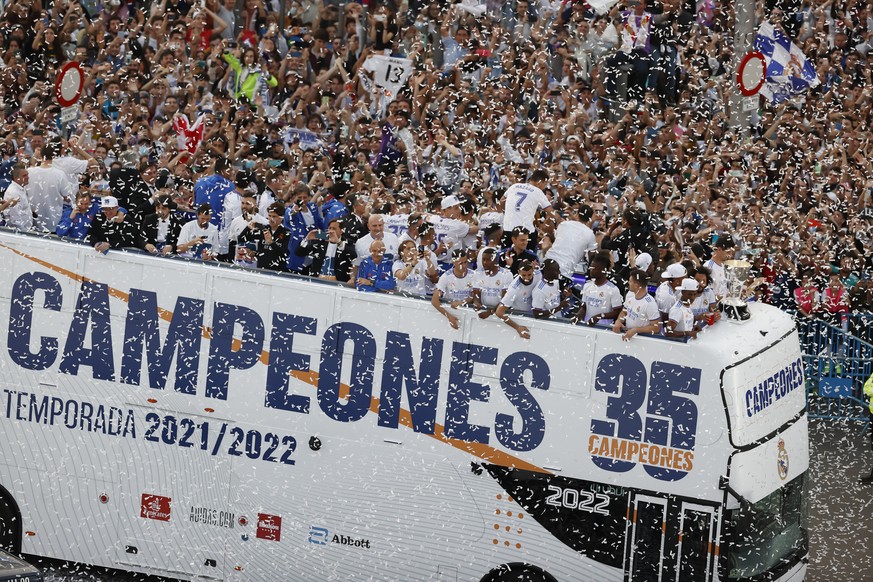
[{"left": 777, "top": 438, "right": 789, "bottom": 480}]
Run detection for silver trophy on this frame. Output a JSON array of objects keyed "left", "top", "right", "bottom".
[{"left": 721, "top": 259, "right": 752, "bottom": 320}]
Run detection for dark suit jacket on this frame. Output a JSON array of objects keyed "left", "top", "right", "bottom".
[
  {"left": 139, "top": 213, "right": 183, "bottom": 250},
  {"left": 88, "top": 212, "right": 139, "bottom": 249},
  {"left": 240, "top": 224, "right": 290, "bottom": 272},
  {"left": 341, "top": 213, "right": 368, "bottom": 246},
  {"left": 109, "top": 167, "right": 153, "bottom": 219},
  {"left": 295, "top": 237, "right": 356, "bottom": 282}
]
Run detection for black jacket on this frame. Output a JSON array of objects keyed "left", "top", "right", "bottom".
[
  {"left": 109, "top": 167, "right": 154, "bottom": 220},
  {"left": 295, "top": 237, "right": 356, "bottom": 282},
  {"left": 139, "top": 212, "right": 183, "bottom": 250},
  {"left": 88, "top": 212, "right": 139, "bottom": 249},
  {"left": 341, "top": 213, "right": 368, "bottom": 246},
  {"left": 241, "top": 224, "right": 290, "bottom": 272}
]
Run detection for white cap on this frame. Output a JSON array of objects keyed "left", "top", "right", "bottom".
[
  {"left": 634, "top": 252, "right": 653, "bottom": 272},
  {"left": 440, "top": 195, "right": 461, "bottom": 210},
  {"left": 101, "top": 196, "right": 119, "bottom": 209},
  {"left": 680, "top": 278, "right": 700, "bottom": 292},
  {"left": 662, "top": 263, "right": 687, "bottom": 279}
]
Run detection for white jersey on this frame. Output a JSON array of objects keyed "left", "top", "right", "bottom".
[
  {"left": 384, "top": 213, "right": 409, "bottom": 238},
  {"left": 219, "top": 191, "right": 243, "bottom": 254},
  {"left": 52, "top": 156, "right": 89, "bottom": 194},
  {"left": 668, "top": 300, "right": 695, "bottom": 332},
  {"left": 501, "top": 182, "right": 551, "bottom": 233},
  {"left": 473, "top": 267, "right": 514, "bottom": 308},
  {"left": 27, "top": 166, "right": 74, "bottom": 232},
  {"left": 532, "top": 278, "right": 562, "bottom": 313},
  {"left": 546, "top": 220, "right": 597, "bottom": 277},
  {"left": 2, "top": 181, "right": 33, "bottom": 231},
  {"left": 229, "top": 213, "right": 268, "bottom": 247},
  {"left": 435, "top": 268, "right": 475, "bottom": 303},
  {"left": 691, "top": 286, "right": 718, "bottom": 318},
  {"left": 178, "top": 219, "right": 220, "bottom": 259},
  {"left": 393, "top": 259, "right": 431, "bottom": 297},
  {"left": 355, "top": 232, "right": 401, "bottom": 265},
  {"left": 478, "top": 211, "right": 503, "bottom": 233},
  {"left": 258, "top": 189, "right": 277, "bottom": 218},
  {"left": 655, "top": 282, "right": 680, "bottom": 314},
  {"left": 500, "top": 272, "right": 543, "bottom": 313},
  {"left": 704, "top": 259, "right": 727, "bottom": 298},
  {"left": 429, "top": 215, "right": 471, "bottom": 259},
  {"left": 623, "top": 291, "right": 660, "bottom": 329},
  {"left": 580, "top": 279, "right": 623, "bottom": 322}
]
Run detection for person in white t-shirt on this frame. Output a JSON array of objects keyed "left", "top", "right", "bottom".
[
  {"left": 229, "top": 193, "right": 268, "bottom": 267},
  {"left": 393, "top": 240, "right": 439, "bottom": 298},
  {"left": 177, "top": 203, "right": 220, "bottom": 260},
  {"left": 612, "top": 269, "right": 661, "bottom": 340},
  {"left": 430, "top": 195, "right": 478, "bottom": 263},
  {"left": 533, "top": 259, "right": 568, "bottom": 319},
  {"left": 494, "top": 260, "right": 540, "bottom": 338},
  {"left": 472, "top": 247, "right": 514, "bottom": 317},
  {"left": 573, "top": 253, "right": 623, "bottom": 325},
  {"left": 690, "top": 265, "right": 721, "bottom": 324},
  {"left": 2, "top": 164, "right": 32, "bottom": 231},
  {"left": 500, "top": 168, "right": 555, "bottom": 248},
  {"left": 546, "top": 201, "right": 597, "bottom": 278},
  {"left": 28, "top": 158, "right": 74, "bottom": 233},
  {"left": 498, "top": 259, "right": 542, "bottom": 314},
  {"left": 666, "top": 278, "right": 702, "bottom": 340},
  {"left": 703, "top": 236, "right": 734, "bottom": 299},
  {"left": 355, "top": 214, "right": 401, "bottom": 265},
  {"left": 432, "top": 249, "right": 476, "bottom": 329},
  {"left": 656, "top": 262, "right": 687, "bottom": 320}
]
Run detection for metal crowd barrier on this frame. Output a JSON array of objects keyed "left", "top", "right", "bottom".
[
  {"left": 846, "top": 313, "right": 873, "bottom": 346},
  {"left": 795, "top": 315, "right": 872, "bottom": 426}
]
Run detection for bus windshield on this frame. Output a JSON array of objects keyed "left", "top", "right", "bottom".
[{"left": 725, "top": 473, "right": 808, "bottom": 579}]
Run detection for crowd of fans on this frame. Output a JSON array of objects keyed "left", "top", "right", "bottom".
[{"left": 1, "top": 0, "right": 872, "bottom": 338}]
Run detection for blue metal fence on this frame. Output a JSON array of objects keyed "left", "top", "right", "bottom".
[
  {"left": 847, "top": 313, "right": 873, "bottom": 346},
  {"left": 795, "top": 315, "right": 872, "bottom": 425}
]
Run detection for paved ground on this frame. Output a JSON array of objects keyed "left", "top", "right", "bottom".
[
  {"left": 33, "top": 417, "right": 873, "bottom": 582},
  {"left": 806, "top": 417, "right": 873, "bottom": 581}
]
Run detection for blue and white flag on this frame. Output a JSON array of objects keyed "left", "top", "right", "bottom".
[{"left": 753, "top": 22, "right": 819, "bottom": 102}]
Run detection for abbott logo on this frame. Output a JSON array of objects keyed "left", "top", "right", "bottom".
[
  {"left": 308, "top": 525, "right": 372, "bottom": 549},
  {"left": 309, "top": 526, "right": 329, "bottom": 545}
]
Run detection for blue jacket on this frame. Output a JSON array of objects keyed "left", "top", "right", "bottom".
[
  {"left": 320, "top": 198, "right": 348, "bottom": 226},
  {"left": 283, "top": 203, "right": 324, "bottom": 272},
  {"left": 56, "top": 199, "right": 102, "bottom": 240},
  {"left": 356, "top": 257, "right": 396, "bottom": 292},
  {"left": 194, "top": 174, "right": 235, "bottom": 227}
]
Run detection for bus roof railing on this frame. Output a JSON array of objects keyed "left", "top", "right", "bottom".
[{"left": 2, "top": 227, "right": 696, "bottom": 343}]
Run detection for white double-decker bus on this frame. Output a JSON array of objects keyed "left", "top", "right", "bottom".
[{"left": 0, "top": 230, "right": 807, "bottom": 581}]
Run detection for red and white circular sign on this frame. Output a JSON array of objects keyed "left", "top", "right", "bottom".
[
  {"left": 56, "top": 62, "right": 85, "bottom": 107},
  {"left": 737, "top": 51, "right": 766, "bottom": 97}
]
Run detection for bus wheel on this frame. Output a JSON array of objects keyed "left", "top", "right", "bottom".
[
  {"left": 0, "top": 484, "right": 22, "bottom": 554},
  {"left": 480, "top": 563, "right": 558, "bottom": 582}
]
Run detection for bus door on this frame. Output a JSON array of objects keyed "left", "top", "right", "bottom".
[
  {"left": 673, "top": 502, "right": 716, "bottom": 582},
  {"left": 626, "top": 494, "right": 667, "bottom": 581}
]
